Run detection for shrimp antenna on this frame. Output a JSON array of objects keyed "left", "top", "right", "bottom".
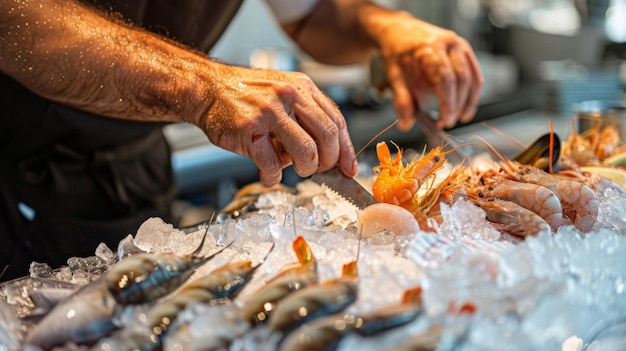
[
  {"left": 290, "top": 207, "right": 299, "bottom": 240},
  {"left": 191, "top": 212, "right": 237, "bottom": 262},
  {"left": 355, "top": 207, "right": 365, "bottom": 264},
  {"left": 356, "top": 119, "right": 399, "bottom": 157},
  {"left": 190, "top": 215, "right": 214, "bottom": 258},
  {"left": 471, "top": 134, "right": 511, "bottom": 164},
  {"left": 480, "top": 120, "right": 526, "bottom": 149},
  {"left": 0, "top": 265, "right": 8, "bottom": 281}
]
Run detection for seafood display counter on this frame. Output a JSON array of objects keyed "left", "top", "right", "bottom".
[{"left": 2, "top": 109, "right": 626, "bottom": 351}]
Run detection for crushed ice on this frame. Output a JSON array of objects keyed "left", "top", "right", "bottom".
[{"left": 0, "top": 182, "right": 625, "bottom": 350}]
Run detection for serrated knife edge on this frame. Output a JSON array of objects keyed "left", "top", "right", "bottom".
[{"left": 310, "top": 167, "right": 377, "bottom": 210}]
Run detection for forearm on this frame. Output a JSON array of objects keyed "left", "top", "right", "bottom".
[{"left": 0, "top": 0, "right": 216, "bottom": 125}]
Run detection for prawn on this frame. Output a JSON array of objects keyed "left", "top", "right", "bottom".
[
  {"left": 493, "top": 155, "right": 599, "bottom": 233},
  {"left": 277, "top": 312, "right": 361, "bottom": 351},
  {"left": 403, "top": 166, "right": 467, "bottom": 230},
  {"left": 372, "top": 141, "right": 449, "bottom": 205},
  {"left": 216, "top": 182, "right": 296, "bottom": 223},
  {"left": 104, "top": 229, "right": 232, "bottom": 305},
  {"left": 93, "top": 258, "right": 263, "bottom": 351},
  {"left": 482, "top": 179, "right": 563, "bottom": 231},
  {"left": 466, "top": 177, "right": 563, "bottom": 232},
  {"left": 352, "top": 285, "right": 424, "bottom": 337},
  {"left": 591, "top": 122, "right": 622, "bottom": 159},
  {"left": 24, "top": 229, "right": 232, "bottom": 349},
  {"left": 466, "top": 195, "right": 551, "bottom": 237},
  {"left": 562, "top": 119, "right": 603, "bottom": 166},
  {"left": 356, "top": 203, "right": 420, "bottom": 238},
  {"left": 516, "top": 166, "right": 598, "bottom": 232},
  {"left": 466, "top": 136, "right": 567, "bottom": 232},
  {"left": 269, "top": 260, "right": 359, "bottom": 336},
  {"left": 574, "top": 118, "right": 626, "bottom": 161},
  {"left": 240, "top": 236, "right": 318, "bottom": 326},
  {"left": 277, "top": 286, "right": 425, "bottom": 351}
]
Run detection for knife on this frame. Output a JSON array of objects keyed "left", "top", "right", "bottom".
[
  {"left": 413, "top": 111, "right": 478, "bottom": 165},
  {"left": 310, "top": 167, "right": 378, "bottom": 209}
]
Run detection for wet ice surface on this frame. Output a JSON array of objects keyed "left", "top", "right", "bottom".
[{"left": 0, "top": 181, "right": 625, "bottom": 350}]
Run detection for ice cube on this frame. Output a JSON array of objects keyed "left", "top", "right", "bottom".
[
  {"left": 596, "top": 187, "right": 626, "bottom": 233},
  {"left": 66, "top": 256, "right": 107, "bottom": 276},
  {"left": 134, "top": 217, "right": 180, "bottom": 253},
  {"left": 94, "top": 243, "right": 116, "bottom": 266},
  {"left": 116, "top": 234, "right": 144, "bottom": 260},
  {"left": 29, "top": 262, "right": 53, "bottom": 279},
  {"left": 406, "top": 233, "right": 458, "bottom": 269},
  {"left": 438, "top": 199, "right": 501, "bottom": 241}
]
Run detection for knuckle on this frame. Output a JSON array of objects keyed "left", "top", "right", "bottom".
[
  {"left": 261, "top": 161, "right": 283, "bottom": 181},
  {"left": 457, "top": 70, "right": 471, "bottom": 86},
  {"left": 295, "top": 139, "right": 317, "bottom": 161},
  {"left": 439, "top": 69, "right": 456, "bottom": 85},
  {"left": 322, "top": 122, "right": 340, "bottom": 142},
  {"left": 277, "top": 83, "right": 298, "bottom": 98}
]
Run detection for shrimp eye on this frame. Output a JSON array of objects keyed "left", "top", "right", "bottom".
[
  {"left": 433, "top": 156, "right": 441, "bottom": 162},
  {"left": 478, "top": 192, "right": 484, "bottom": 198},
  {"left": 488, "top": 186, "right": 494, "bottom": 191}
]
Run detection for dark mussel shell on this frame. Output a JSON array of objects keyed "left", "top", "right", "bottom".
[{"left": 513, "top": 133, "right": 561, "bottom": 172}]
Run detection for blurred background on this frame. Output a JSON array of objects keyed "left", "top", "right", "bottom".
[{"left": 164, "top": 0, "right": 626, "bottom": 224}]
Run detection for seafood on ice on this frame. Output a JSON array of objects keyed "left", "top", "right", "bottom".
[
  {"left": 0, "top": 128, "right": 625, "bottom": 351},
  {"left": 370, "top": 129, "right": 626, "bottom": 236},
  {"left": 23, "top": 228, "right": 233, "bottom": 349}
]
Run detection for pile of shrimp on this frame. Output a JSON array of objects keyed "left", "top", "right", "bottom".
[
  {"left": 562, "top": 118, "right": 626, "bottom": 165},
  {"left": 369, "top": 132, "right": 626, "bottom": 239}
]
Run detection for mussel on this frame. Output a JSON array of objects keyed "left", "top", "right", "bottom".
[{"left": 513, "top": 133, "right": 561, "bottom": 172}]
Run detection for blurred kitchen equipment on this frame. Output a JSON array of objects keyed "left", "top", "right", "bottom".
[
  {"left": 539, "top": 60, "right": 624, "bottom": 116},
  {"left": 510, "top": 25, "right": 607, "bottom": 83},
  {"left": 249, "top": 47, "right": 297, "bottom": 71},
  {"left": 299, "top": 59, "right": 371, "bottom": 106},
  {"left": 574, "top": 99, "right": 626, "bottom": 139}
]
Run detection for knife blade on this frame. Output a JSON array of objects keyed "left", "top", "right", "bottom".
[
  {"left": 310, "top": 167, "right": 377, "bottom": 209},
  {"left": 414, "top": 111, "right": 477, "bottom": 165}
]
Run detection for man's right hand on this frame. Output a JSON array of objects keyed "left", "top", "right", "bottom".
[{"left": 198, "top": 64, "right": 358, "bottom": 186}]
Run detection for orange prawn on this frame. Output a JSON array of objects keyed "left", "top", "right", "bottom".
[
  {"left": 371, "top": 141, "right": 451, "bottom": 205},
  {"left": 404, "top": 166, "right": 467, "bottom": 231}
]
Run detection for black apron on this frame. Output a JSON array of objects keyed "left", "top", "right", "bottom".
[{"left": 0, "top": 0, "right": 243, "bottom": 280}]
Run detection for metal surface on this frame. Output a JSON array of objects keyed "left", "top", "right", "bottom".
[{"left": 310, "top": 167, "right": 377, "bottom": 209}]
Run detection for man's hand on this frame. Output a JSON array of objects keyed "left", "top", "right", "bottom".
[
  {"left": 0, "top": 0, "right": 357, "bottom": 187},
  {"left": 374, "top": 15, "right": 484, "bottom": 131},
  {"left": 200, "top": 64, "right": 358, "bottom": 186}
]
